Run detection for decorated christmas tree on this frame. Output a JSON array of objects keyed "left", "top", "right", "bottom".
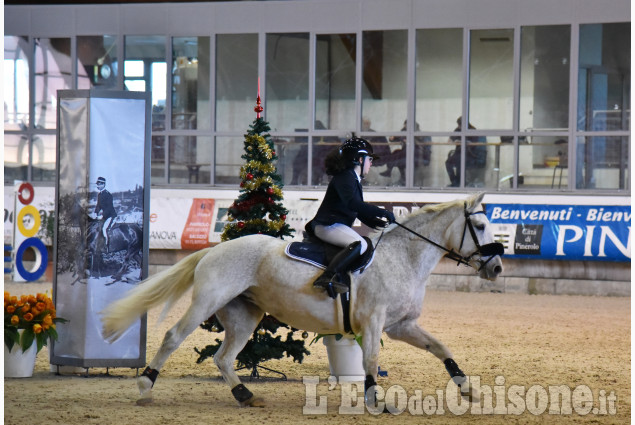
[{"left": 195, "top": 90, "right": 309, "bottom": 379}]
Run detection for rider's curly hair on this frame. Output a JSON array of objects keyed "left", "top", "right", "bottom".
[{"left": 324, "top": 148, "right": 356, "bottom": 176}]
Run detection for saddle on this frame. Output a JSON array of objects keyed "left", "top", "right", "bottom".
[
  {"left": 285, "top": 234, "right": 375, "bottom": 334},
  {"left": 285, "top": 234, "right": 375, "bottom": 278}
]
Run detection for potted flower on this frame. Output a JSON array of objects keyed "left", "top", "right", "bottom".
[{"left": 4, "top": 291, "right": 67, "bottom": 377}]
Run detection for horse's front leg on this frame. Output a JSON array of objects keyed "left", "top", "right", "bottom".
[
  {"left": 359, "top": 312, "right": 385, "bottom": 409},
  {"left": 384, "top": 319, "right": 479, "bottom": 402},
  {"left": 214, "top": 298, "right": 266, "bottom": 408}
]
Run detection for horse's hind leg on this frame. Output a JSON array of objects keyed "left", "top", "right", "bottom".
[
  {"left": 137, "top": 296, "right": 231, "bottom": 405},
  {"left": 214, "top": 298, "right": 265, "bottom": 407}
]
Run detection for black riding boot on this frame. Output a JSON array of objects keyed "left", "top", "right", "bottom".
[{"left": 313, "top": 241, "right": 362, "bottom": 294}]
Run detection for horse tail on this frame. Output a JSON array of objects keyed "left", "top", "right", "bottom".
[{"left": 101, "top": 247, "right": 211, "bottom": 342}]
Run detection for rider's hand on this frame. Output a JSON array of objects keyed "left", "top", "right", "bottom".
[
  {"left": 368, "top": 217, "right": 388, "bottom": 230},
  {"left": 382, "top": 210, "right": 396, "bottom": 224}
]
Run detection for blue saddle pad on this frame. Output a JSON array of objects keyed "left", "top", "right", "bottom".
[{"left": 285, "top": 236, "right": 375, "bottom": 273}]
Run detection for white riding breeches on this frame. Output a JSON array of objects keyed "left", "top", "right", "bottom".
[
  {"left": 102, "top": 217, "right": 113, "bottom": 238},
  {"left": 313, "top": 223, "right": 368, "bottom": 254}
]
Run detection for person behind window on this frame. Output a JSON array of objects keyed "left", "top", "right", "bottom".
[
  {"left": 445, "top": 117, "right": 487, "bottom": 187},
  {"left": 305, "top": 137, "right": 395, "bottom": 296},
  {"left": 389, "top": 120, "right": 432, "bottom": 185}
]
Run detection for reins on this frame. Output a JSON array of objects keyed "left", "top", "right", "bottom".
[
  {"left": 374, "top": 202, "right": 504, "bottom": 271},
  {"left": 392, "top": 221, "right": 472, "bottom": 267}
]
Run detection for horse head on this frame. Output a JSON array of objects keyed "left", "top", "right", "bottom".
[
  {"left": 446, "top": 192, "right": 504, "bottom": 280},
  {"left": 388, "top": 192, "right": 504, "bottom": 281}
]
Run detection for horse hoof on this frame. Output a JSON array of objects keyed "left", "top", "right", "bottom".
[
  {"left": 239, "top": 396, "right": 265, "bottom": 408},
  {"left": 136, "top": 396, "right": 153, "bottom": 406}
]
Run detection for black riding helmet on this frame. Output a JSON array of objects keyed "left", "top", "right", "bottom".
[{"left": 339, "top": 137, "right": 379, "bottom": 166}]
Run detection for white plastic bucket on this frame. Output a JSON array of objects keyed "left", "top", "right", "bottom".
[
  {"left": 4, "top": 340, "right": 37, "bottom": 378},
  {"left": 323, "top": 334, "right": 364, "bottom": 381}
]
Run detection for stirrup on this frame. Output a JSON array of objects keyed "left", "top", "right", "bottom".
[{"left": 313, "top": 272, "right": 348, "bottom": 293}]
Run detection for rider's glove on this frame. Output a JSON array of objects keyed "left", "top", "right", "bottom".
[
  {"left": 382, "top": 210, "right": 396, "bottom": 224},
  {"left": 368, "top": 217, "right": 388, "bottom": 230}
]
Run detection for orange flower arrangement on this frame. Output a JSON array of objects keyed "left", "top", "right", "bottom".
[{"left": 4, "top": 291, "right": 68, "bottom": 353}]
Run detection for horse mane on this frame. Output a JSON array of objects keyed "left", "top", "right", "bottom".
[{"left": 369, "top": 192, "right": 483, "bottom": 240}]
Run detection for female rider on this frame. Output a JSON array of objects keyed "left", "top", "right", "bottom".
[{"left": 306, "top": 137, "right": 395, "bottom": 294}]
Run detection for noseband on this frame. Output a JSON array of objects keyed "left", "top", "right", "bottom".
[
  {"left": 389, "top": 203, "right": 504, "bottom": 272},
  {"left": 458, "top": 204, "right": 505, "bottom": 271}
]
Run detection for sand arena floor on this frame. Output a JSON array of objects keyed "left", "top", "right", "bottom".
[{"left": 4, "top": 281, "right": 630, "bottom": 424}]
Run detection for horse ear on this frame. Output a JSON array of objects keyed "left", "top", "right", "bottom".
[{"left": 466, "top": 192, "right": 485, "bottom": 212}]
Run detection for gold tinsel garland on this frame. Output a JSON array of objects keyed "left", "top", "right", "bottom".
[
  {"left": 240, "top": 160, "right": 276, "bottom": 177},
  {"left": 245, "top": 134, "right": 274, "bottom": 160}
]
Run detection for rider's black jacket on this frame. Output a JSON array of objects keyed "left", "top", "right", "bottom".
[{"left": 308, "top": 168, "right": 386, "bottom": 230}]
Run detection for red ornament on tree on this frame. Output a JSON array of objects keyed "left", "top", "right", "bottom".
[
  {"left": 237, "top": 222, "right": 245, "bottom": 229},
  {"left": 266, "top": 187, "right": 274, "bottom": 195},
  {"left": 246, "top": 173, "right": 254, "bottom": 180},
  {"left": 281, "top": 214, "right": 286, "bottom": 220}
]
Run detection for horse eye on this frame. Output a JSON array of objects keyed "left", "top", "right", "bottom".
[{"left": 475, "top": 223, "right": 485, "bottom": 231}]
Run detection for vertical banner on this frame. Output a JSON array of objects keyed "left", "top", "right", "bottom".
[{"left": 51, "top": 91, "right": 150, "bottom": 368}]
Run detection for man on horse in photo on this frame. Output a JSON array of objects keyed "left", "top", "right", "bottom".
[
  {"left": 306, "top": 137, "right": 396, "bottom": 295},
  {"left": 94, "top": 176, "right": 117, "bottom": 253}
]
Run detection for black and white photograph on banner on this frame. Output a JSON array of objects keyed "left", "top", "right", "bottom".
[{"left": 54, "top": 94, "right": 147, "bottom": 362}]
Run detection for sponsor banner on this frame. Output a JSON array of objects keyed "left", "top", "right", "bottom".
[
  {"left": 181, "top": 198, "right": 214, "bottom": 250},
  {"left": 149, "top": 197, "right": 192, "bottom": 249},
  {"left": 487, "top": 204, "right": 631, "bottom": 262}
]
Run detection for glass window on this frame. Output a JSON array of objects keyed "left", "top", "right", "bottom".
[
  {"left": 518, "top": 136, "right": 568, "bottom": 190},
  {"left": 215, "top": 136, "right": 244, "bottom": 185},
  {"left": 77, "top": 35, "right": 117, "bottom": 90},
  {"left": 416, "top": 135, "right": 514, "bottom": 189},
  {"left": 4, "top": 133, "right": 29, "bottom": 184},
  {"left": 30, "top": 133, "right": 56, "bottom": 182},
  {"left": 576, "top": 136, "right": 629, "bottom": 190},
  {"left": 444, "top": 134, "right": 496, "bottom": 188},
  {"left": 168, "top": 136, "right": 212, "bottom": 184},
  {"left": 271, "top": 135, "right": 303, "bottom": 186},
  {"left": 414, "top": 136, "right": 452, "bottom": 188},
  {"left": 216, "top": 34, "right": 258, "bottom": 132},
  {"left": 266, "top": 33, "right": 309, "bottom": 132},
  {"left": 362, "top": 30, "right": 407, "bottom": 132},
  {"left": 361, "top": 30, "right": 408, "bottom": 187},
  {"left": 311, "top": 133, "right": 341, "bottom": 186},
  {"left": 125, "top": 36, "right": 167, "bottom": 132},
  {"left": 35, "top": 37, "right": 72, "bottom": 129},
  {"left": 4, "top": 36, "right": 29, "bottom": 131},
  {"left": 520, "top": 26, "right": 571, "bottom": 131},
  {"left": 172, "top": 37, "right": 210, "bottom": 131},
  {"left": 577, "top": 23, "right": 630, "bottom": 132},
  {"left": 316, "top": 34, "right": 356, "bottom": 131},
  {"left": 469, "top": 29, "right": 514, "bottom": 129},
  {"left": 151, "top": 135, "right": 166, "bottom": 185},
  {"left": 416, "top": 28, "right": 463, "bottom": 132}
]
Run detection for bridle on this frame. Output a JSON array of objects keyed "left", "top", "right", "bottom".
[{"left": 385, "top": 203, "right": 504, "bottom": 272}]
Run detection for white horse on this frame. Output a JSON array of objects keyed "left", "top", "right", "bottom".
[{"left": 101, "top": 192, "right": 503, "bottom": 408}]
